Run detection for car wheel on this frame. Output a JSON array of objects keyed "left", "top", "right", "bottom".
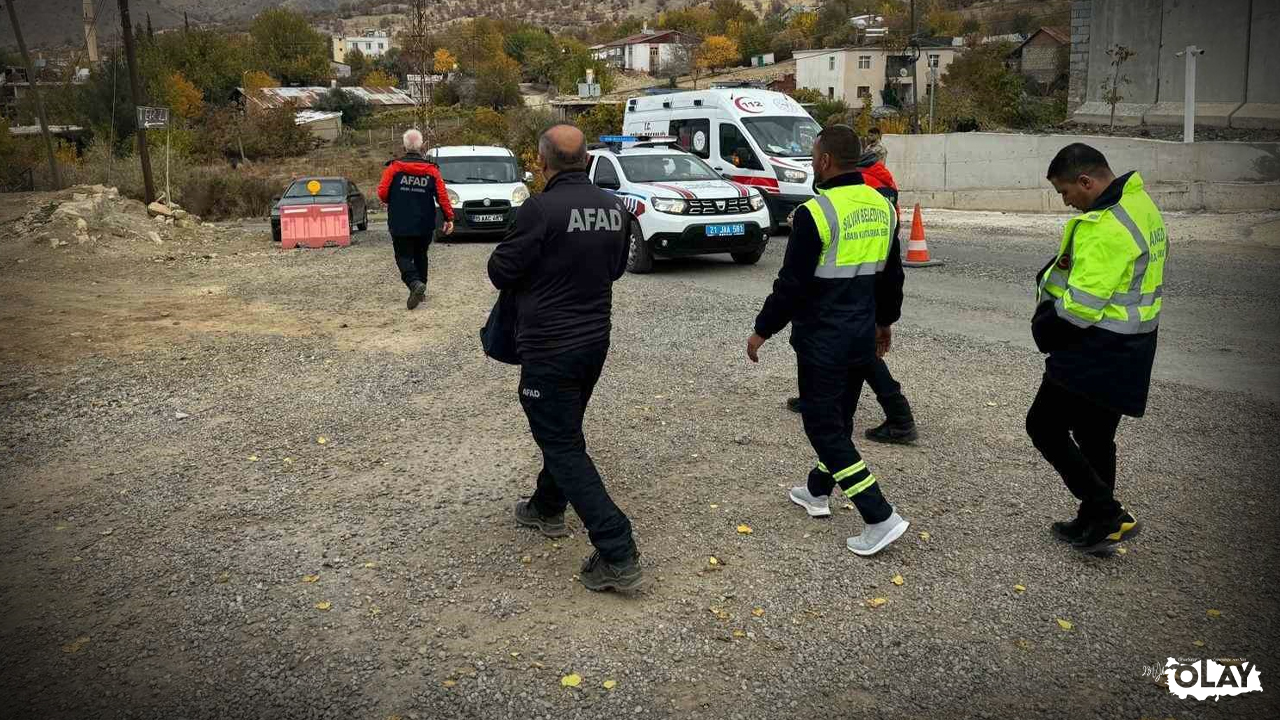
[
  {"left": 732, "top": 246, "right": 766, "bottom": 265},
  {"left": 357, "top": 210, "right": 368, "bottom": 231},
  {"left": 626, "top": 221, "right": 653, "bottom": 274},
  {"left": 271, "top": 222, "right": 281, "bottom": 243}
]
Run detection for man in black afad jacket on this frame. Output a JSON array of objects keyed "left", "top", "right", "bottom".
[
  {"left": 376, "top": 129, "right": 455, "bottom": 310},
  {"left": 748, "top": 125, "right": 910, "bottom": 558},
  {"left": 487, "top": 124, "right": 640, "bottom": 592}
]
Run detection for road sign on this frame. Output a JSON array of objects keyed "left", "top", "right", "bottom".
[{"left": 136, "top": 106, "right": 169, "bottom": 130}]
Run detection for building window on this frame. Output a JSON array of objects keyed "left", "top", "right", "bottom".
[
  {"left": 858, "top": 55, "right": 871, "bottom": 69},
  {"left": 857, "top": 86, "right": 871, "bottom": 98},
  {"left": 827, "top": 87, "right": 834, "bottom": 99},
  {"left": 378, "top": 42, "right": 385, "bottom": 50},
  {"left": 828, "top": 56, "right": 835, "bottom": 71},
  {"left": 928, "top": 54, "right": 940, "bottom": 68}
]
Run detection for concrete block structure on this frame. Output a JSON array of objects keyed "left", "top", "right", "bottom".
[{"left": 1070, "top": 0, "right": 1280, "bottom": 130}]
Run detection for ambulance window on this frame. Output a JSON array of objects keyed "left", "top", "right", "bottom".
[
  {"left": 718, "top": 123, "right": 762, "bottom": 170},
  {"left": 669, "top": 118, "right": 710, "bottom": 159}
]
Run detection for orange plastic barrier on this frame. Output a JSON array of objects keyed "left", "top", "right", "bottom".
[{"left": 281, "top": 204, "right": 350, "bottom": 249}]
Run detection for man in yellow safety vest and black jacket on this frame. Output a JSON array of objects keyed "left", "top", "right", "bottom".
[
  {"left": 748, "top": 125, "right": 910, "bottom": 557},
  {"left": 1029, "top": 143, "right": 1167, "bottom": 555}
]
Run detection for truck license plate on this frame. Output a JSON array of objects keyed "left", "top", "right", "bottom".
[
  {"left": 707, "top": 223, "right": 745, "bottom": 237},
  {"left": 475, "top": 213, "right": 504, "bottom": 223}
]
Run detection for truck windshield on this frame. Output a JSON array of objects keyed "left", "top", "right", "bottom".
[
  {"left": 619, "top": 154, "right": 720, "bottom": 182},
  {"left": 741, "top": 116, "right": 821, "bottom": 158},
  {"left": 436, "top": 156, "right": 519, "bottom": 184}
]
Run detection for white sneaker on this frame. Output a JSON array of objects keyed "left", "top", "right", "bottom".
[
  {"left": 788, "top": 486, "right": 832, "bottom": 518},
  {"left": 847, "top": 511, "right": 909, "bottom": 556}
]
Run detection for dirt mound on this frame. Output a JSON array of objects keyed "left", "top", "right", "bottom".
[{"left": 6, "top": 185, "right": 210, "bottom": 253}]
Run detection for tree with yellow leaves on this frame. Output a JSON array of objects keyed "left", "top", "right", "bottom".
[
  {"left": 697, "top": 35, "right": 740, "bottom": 74},
  {"left": 243, "top": 70, "right": 277, "bottom": 93},
  {"left": 162, "top": 72, "right": 204, "bottom": 120},
  {"left": 363, "top": 69, "right": 398, "bottom": 88},
  {"left": 433, "top": 48, "right": 458, "bottom": 75}
]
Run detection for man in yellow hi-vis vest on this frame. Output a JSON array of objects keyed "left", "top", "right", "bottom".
[
  {"left": 1030, "top": 143, "right": 1167, "bottom": 555},
  {"left": 748, "top": 125, "right": 910, "bottom": 557}
]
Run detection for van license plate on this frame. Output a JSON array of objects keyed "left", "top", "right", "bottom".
[
  {"left": 707, "top": 223, "right": 745, "bottom": 237},
  {"left": 474, "top": 213, "right": 504, "bottom": 223}
]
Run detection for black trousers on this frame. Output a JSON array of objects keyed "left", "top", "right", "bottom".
[
  {"left": 520, "top": 341, "right": 634, "bottom": 562},
  {"left": 796, "top": 357, "right": 911, "bottom": 422},
  {"left": 1025, "top": 375, "right": 1123, "bottom": 521},
  {"left": 799, "top": 359, "right": 894, "bottom": 525},
  {"left": 392, "top": 234, "right": 430, "bottom": 288}
]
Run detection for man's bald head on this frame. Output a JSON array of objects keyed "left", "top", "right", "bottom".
[{"left": 538, "top": 124, "right": 588, "bottom": 175}]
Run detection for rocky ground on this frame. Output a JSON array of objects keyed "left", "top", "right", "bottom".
[{"left": 1, "top": 188, "right": 1277, "bottom": 720}]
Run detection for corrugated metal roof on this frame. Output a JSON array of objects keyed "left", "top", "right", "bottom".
[
  {"left": 241, "top": 86, "right": 417, "bottom": 110},
  {"left": 294, "top": 110, "right": 343, "bottom": 125}
]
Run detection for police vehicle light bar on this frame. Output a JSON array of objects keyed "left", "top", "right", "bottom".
[{"left": 599, "top": 135, "right": 678, "bottom": 143}]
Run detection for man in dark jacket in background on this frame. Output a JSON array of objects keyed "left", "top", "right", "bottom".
[
  {"left": 1029, "top": 143, "right": 1166, "bottom": 555},
  {"left": 786, "top": 150, "right": 918, "bottom": 444},
  {"left": 748, "top": 125, "right": 911, "bottom": 557},
  {"left": 487, "top": 124, "right": 641, "bottom": 592},
  {"left": 377, "top": 128, "right": 454, "bottom": 310}
]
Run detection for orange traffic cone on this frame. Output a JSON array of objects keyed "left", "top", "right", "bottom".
[{"left": 903, "top": 203, "right": 944, "bottom": 268}]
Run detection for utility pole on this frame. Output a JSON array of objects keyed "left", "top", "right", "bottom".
[
  {"left": 406, "top": 0, "right": 433, "bottom": 139},
  {"left": 6, "top": 0, "right": 62, "bottom": 189},
  {"left": 909, "top": 0, "right": 920, "bottom": 133},
  {"left": 83, "top": 0, "right": 99, "bottom": 63},
  {"left": 117, "top": 0, "right": 156, "bottom": 203}
]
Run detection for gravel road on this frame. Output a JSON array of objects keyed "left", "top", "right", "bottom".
[{"left": 1, "top": 204, "right": 1277, "bottom": 720}]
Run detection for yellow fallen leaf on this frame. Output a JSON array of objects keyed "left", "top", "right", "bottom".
[
  {"left": 918, "top": 531, "right": 930, "bottom": 541},
  {"left": 283, "top": 457, "right": 293, "bottom": 464},
  {"left": 521, "top": 555, "right": 532, "bottom": 564},
  {"left": 752, "top": 607, "right": 765, "bottom": 617},
  {"left": 368, "top": 606, "right": 380, "bottom": 616},
  {"left": 709, "top": 606, "right": 730, "bottom": 620},
  {"left": 1056, "top": 618, "right": 1073, "bottom": 631},
  {"left": 216, "top": 571, "right": 231, "bottom": 584},
  {"left": 1116, "top": 547, "right": 1128, "bottom": 555},
  {"left": 985, "top": 401, "right": 998, "bottom": 407},
  {"left": 531, "top": 661, "right": 544, "bottom": 669},
  {"left": 248, "top": 455, "right": 259, "bottom": 462},
  {"left": 709, "top": 503, "right": 719, "bottom": 509},
  {"left": 302, "top": 574, "right": 320, "bottom": 583},
  {"left": 363, "top": 561, "right": 377, "bottom": 569},
  {"left": 866, "top": 597, "right": 888, "bottom": 608},
  {"left": 71, "top": 556, "right": 82, "bottom": 562},
  {"left": 891, "top": 574, "right": 904, "bottom": 586},
  {"left": 736, "top": 524, "right": 753, "bottom": 535},
  {"left": 317, "top": 436, "right": 328, "bottom": 445},
  {"left": 510, "top": 651, "right": 521, "bottom": 658},
  {"left": 315, "top": 601, "right": 332, "bottom": 611},
  {"left": 62, "top": 636, "right": 90, "bottom": 654},
  {"left": 442, "top": 680, "right": 457, "bottom": 688},
  {"left": 1193, "top": 640, "right": 1205, "bottom": 647},
  {"left": 561, "top": 673, "right": 582, "bottom": 688},
  {"left": 1014, "top": 584, "right": 1026, "bottom": 593},
  {"left": 732, "top": 629, "right": 746, "bottom": 638},
  {"left": 54, "top": 523, "right": 68, "bottom": 531},
  {"left": 708, "top": 556, "right": 719, "bottom": 566},
  {"left": 1207, "top": 609, "right": 1222, "bottom": 618},
  {"left": 603, "top": 679, "right": 617, "bottom": 690},
  {"left": 843, "top": 503, "right": 854, "bottom": 511}
]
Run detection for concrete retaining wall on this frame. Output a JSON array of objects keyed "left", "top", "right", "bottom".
[{"left": 884, "top": 132, "right": 1280, "bottom": 212}]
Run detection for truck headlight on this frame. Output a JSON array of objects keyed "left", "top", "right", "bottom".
[
  {"left": 749, "top": 193, "right": 766, "bottom": 211},
  {"left": 775, "top": 167, "right": 807, "bottom": 184},
  {"left": 447, "top": 188, "right": 460, "bottom": 206},
  {"left": 651, "top": 197, "right": 686, "bottom": 214},
  {"left": 511, "top": 185, "right": 530, "bottom": 206}
]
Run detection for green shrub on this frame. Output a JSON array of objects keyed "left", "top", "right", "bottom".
[{"left": 178, "top": 169, "right": 281, "bottom": 220}]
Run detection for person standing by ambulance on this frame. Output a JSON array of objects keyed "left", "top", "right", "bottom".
[
  {"left": 377, "top": 129, "right": 454, "bottom": 310},
  {"left": 1029, "top": 143, "right": 1167, "bottom": 554},
  {"left": 748, "top": 125, "right": 911, "bottom": 557},
  {"left": 488, "top": 124, "right": 641, "bottom": 592}
]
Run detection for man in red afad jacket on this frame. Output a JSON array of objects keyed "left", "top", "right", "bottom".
[
  {"left": 377, "top": 129, "right": 455, "bottom": 310},
  {"left": 785, "top": 149, "right": 919, "bottom": 444}
]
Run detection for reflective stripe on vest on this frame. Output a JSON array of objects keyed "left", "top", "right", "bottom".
[{"left": 806, "top": 187, "right": 894, "bottom": 279}]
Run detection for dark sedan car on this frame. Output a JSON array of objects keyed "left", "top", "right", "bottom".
[{"left": 270, "top": 177, "right": 369, "bottom": 242}]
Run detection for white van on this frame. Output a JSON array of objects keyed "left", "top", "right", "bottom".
[
  {"left": 623, "top": 88, "right": 821, "bottom": 226},
  {"left": 423, "top": 145, "right": 533, "bottom": 239}
]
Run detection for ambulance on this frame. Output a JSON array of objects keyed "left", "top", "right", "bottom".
[{"left": 622, "top": 87, "right": 822, "bottom": 227}]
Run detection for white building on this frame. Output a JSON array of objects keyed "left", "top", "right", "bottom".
[
  {"left": 590, "top": 26, "right": 698, "bottom": 74},
  {"left": 333, "top": 30, "right": 393, "bottom": 63},
  {"left": 795, "top": 40, "right": 964, "bottom": 108}
]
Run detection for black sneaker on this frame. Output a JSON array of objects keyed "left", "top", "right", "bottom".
[
  {"left": 406, "top": 282, "right": 426, "bottom": 310},
  {"left": 513, "top": 499, "right": 569, "bottom": 538},
  {"left": 864, "top": 420, "right": 918, "bottom": 444},
  {"left": 1073, "top": 511, "right": 1142, "bottom": 555},
  {"left": 579, "top": 549, "right": 643, "bottom": 592},
  {"left": 1050, "top": 515, "right": 1088, "bottom": 543},
  {"left": 786, "top": 397, "right": 802, "bottom": 413}
]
